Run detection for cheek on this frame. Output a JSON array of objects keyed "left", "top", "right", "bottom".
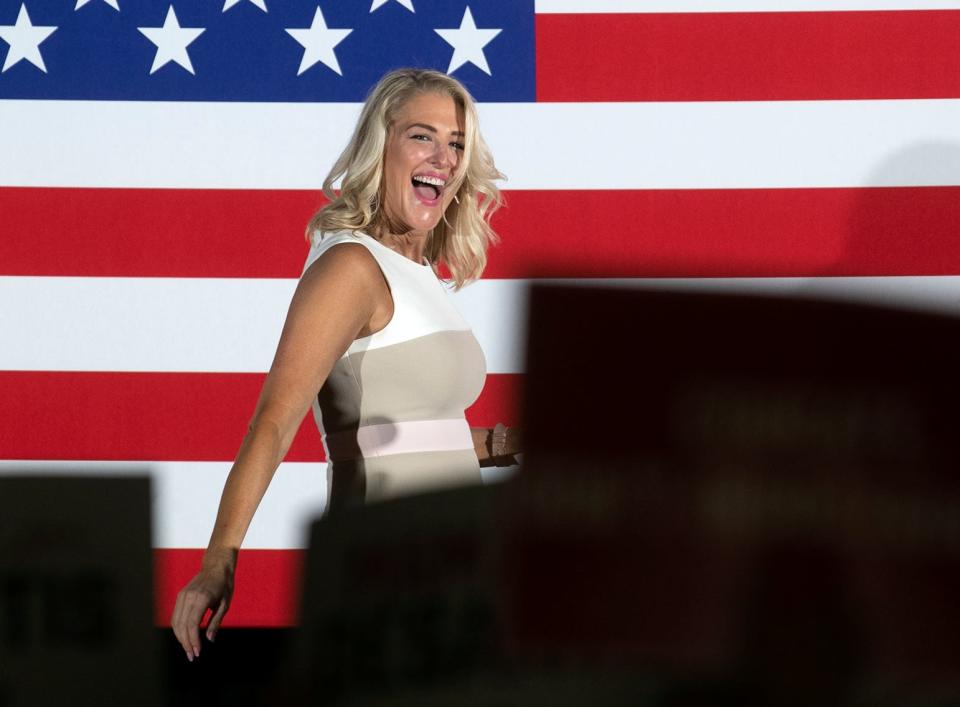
[
  {"left": 385, "top": 158, "right": 411, "bottom": 202},
  {"left": 387, "top": 151, "right": 412, "bottom": 188},
  {"left": 404, "top": 141, "right": 437, "bottom": 167}
]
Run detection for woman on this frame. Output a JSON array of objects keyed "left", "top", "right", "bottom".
[{"left": 171, "top": 68, "right": 520, "bottom": 661}]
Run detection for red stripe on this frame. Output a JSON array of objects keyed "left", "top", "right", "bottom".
[
  {"left": 0, "top": 371, "right": 522, "bottom": 461},
  {"left": 6, "top": 186, "right": 960, "bottom": 278},
  {"left": 496, "top": 187, "right": 960, "bottom": 278},
  {"left": 1, "top": 187, "right": 317, "bottom": 278},
  {"left": 537, "top": 11, "right": 960, "bottom": 102},
  {"left": 154, "top": 548, "right": 303, "bottom": 627}
]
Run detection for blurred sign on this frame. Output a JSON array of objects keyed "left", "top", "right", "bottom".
[
  {"left": 508, "top": 285, "right": 960, "bottom": 703},
  {"left": 0, "top": 475, "right": 159, "bottom": 707},
  {"left": 286, "top": 485, "right": 504, "bottom": 705}
]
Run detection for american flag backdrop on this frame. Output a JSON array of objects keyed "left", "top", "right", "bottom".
[{"left": 2, "top": 0, "right": 960, "bottom": 626}]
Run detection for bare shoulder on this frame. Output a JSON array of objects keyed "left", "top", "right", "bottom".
[
  {"left": 302, "top": 240, "right": 382, "bottom": 288},
  {"left": 292, "top": 240, "right": 389, "bottom": 331}
]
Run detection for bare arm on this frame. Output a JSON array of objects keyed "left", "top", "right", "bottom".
[{"left": 171, "top": 243, "right": 390, "bottom": 660}]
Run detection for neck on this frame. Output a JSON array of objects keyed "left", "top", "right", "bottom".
[{"left": 370, "top": 223, "right": 428, "bottom": 264}]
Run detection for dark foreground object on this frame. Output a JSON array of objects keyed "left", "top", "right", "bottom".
[
  {"left": 514, "top": 285, "right": 960, "bottom": 706},
  {"left": 0, "top": 476, "right": 160, "bottom": 707},
  {"left": 160, "top": 629, "right": 291, "bottom": 707}
]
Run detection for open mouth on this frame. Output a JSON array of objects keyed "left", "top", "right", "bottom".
[{"left": 411, "top": 174, "right": 445, "bottom": 204}]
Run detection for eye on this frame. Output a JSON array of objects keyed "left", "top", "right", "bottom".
[
  {"left": 411, "top": 133, "right": 431, "bottom": 142},
  {"left": 451, "top": 141, "right": 465, "bottom": 152}
]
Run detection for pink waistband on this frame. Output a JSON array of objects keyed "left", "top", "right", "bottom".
[{"left": 323, "top": 418, "right": 474, "bottom": 461}]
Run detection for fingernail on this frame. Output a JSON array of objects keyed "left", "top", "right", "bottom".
[
  {"left": 193, "top": 647, "right": 200, "bottom": 658},
  {"left": 186, "top": 652, "right": 193, "bottom": 663}
]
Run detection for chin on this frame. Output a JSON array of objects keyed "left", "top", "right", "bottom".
[{"left": 407, "top": 210, "right": 444, "bottom": 234}]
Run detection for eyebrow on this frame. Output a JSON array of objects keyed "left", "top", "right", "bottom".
[{"left": 406, "top": 122, "right": 465, "bottom": 138}]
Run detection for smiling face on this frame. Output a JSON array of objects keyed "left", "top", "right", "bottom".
[{"left": 380, "top": 91, "right": 465, "bottom": 238}]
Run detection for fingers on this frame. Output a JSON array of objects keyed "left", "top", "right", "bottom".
[
  {"left": 206, "top": 598, "right": 229, "bottom": 643},
  {"left": 171, "top": 587, "right": 213, "bottom": 662},
  {"left": 170, "top": 593, "right": 191, "bottom": 661},
  {"left": 187, "top": 618, "right": 202, "bottom": 661},
  {"left": 170, "top": 565, "right": 234, "bottom": 662}
]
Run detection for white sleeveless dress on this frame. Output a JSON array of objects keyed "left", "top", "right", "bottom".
[{"left": 302, "top": 231, "right": 487, "bottom": 509}]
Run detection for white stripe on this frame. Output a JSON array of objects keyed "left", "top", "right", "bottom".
[
  {"left": 0, "top": 460, "right": 516, "bottom": 549},
  {"left": 0, "top": 277, "right": 293, "bottom": 373},
  {"left": 3, "top": 100, "right": 960, "bottom": 190},
  {"left": 0, "top": 276, "right": 523, "bottom": 374},
  {"left": 536, "top": 0, "right": 960, "bottom": 12},
  {"left": 5, "top": 276, "right": 960, "bottom": 374}
]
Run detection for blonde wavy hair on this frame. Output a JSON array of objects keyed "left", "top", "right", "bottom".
[{"left": 307, "top": 68, "right": 504, "bottom": 289}]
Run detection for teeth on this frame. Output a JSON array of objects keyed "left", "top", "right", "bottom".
[{"left": 412, "top": 175, "right": 445, "bottom": 187}]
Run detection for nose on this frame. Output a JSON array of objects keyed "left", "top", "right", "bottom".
[{"left": 429, "top": 140, "right": 457, "bottom": 169}]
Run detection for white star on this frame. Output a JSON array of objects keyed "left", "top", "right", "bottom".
[
  {"left": 138, "top": 5, "right": 205, "bottom": 75},
  {"left": 285, "top": 7, "right": 352, "bottom": 77},
  {"left": 75, "top": 0, "right": 120, "bottom": 10},
  {"left": 222, "top": 0, "right": 267, "bottom": 12},
  {"left": 434, "top": 6, "right": 501, "bottom": 76},
  {"left": 0, "top": 4, "right": 56, "bottom": 73},
  {"left": 370, "top": 0, "right": 414, "bottom": 12}
]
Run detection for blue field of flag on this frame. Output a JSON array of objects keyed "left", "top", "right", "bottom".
[{"left": 0, "top": 0, "right": 535, "bottom": 102}]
